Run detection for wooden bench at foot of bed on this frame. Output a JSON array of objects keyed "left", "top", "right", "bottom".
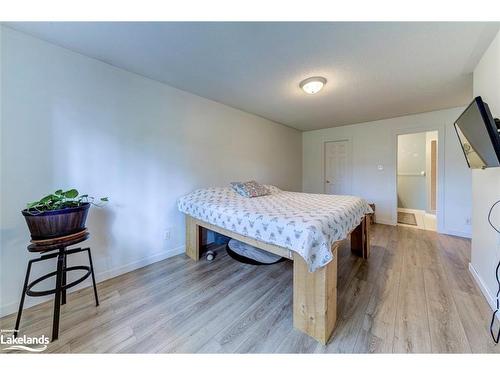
[{"left": 184, "top": 215, "right": 370, "bottom": 345}]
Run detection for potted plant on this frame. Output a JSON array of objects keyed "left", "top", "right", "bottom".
[{"left": 22, "top": 189, "right": 108, "bottom": 240}]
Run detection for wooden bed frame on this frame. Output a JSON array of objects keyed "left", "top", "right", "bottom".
[{"left": 184, "top": 214, "right": 370, "bottom": 345}]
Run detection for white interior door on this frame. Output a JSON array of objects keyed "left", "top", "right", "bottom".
[{"left": 324, "top": 140, "right": 352, "bottom": 195}]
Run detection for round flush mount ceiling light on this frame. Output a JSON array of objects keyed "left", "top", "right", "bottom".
[{"left": 299, "top": 76, "right": 327, "bottom": 95}]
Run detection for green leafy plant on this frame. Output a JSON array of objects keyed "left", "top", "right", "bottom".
[{"left": 26, "top": 189, "right": 108, "bottom": 213}]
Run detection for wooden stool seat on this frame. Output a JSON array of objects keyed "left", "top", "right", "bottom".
[{"left": 28, "top": 231, "right": 89, "bottom": 253}]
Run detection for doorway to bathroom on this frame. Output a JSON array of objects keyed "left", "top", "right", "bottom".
[{"left": 396, "top": 131, "right": 438, "bottom": 231}]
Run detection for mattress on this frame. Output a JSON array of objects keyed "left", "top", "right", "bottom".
[{"left": 177, "top": 186, "right": 372, "bottom": 271}]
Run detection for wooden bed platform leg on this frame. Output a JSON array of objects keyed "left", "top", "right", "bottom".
[
  {"left": 351, "top": 215, "right": 370, "bottom": 259},
  {"left": 185, "top": 215, "right": 202, "bottom": 261},
  {"left": 293, "top": 245, "right": 338, "bottom": 345}
]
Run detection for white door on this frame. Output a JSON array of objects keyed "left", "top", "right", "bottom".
[{"left": 324, "top": 140, "right": 352, "bottom": 195}]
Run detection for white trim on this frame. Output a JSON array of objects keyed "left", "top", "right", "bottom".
[
  {"left": 443, "top": 229, "right": 472, "bottom": 239},
  {"left": 469, "top": 262, "right": 497, "bottom": 310},
  {"left": 373, "top": 218, "right": 395, "bottom": 226},
  {"left": 95, "top": 245, "right": 185, "bottom": 283},
  {"left": 425, "top": 132, "right": 438, "bottom": 214},
  {"left": 0, "top": 245, "right": 185, "bottom": 318}
]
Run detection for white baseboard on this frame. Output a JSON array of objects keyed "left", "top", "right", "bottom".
[
  {"left": 469, "top": 262, "right": 497, "bottom": 311},
  {"left": 0, "top": 245, "right": 185, "bottom": 318},
  {"left": 374, "top": 218, "right": 395, "bottom": 226},
  {"left": 94, "top": 245, "right": 185, "bottom": 283},
  {"left": 443, "top": 229, "right": 472, "bottom": 239}
]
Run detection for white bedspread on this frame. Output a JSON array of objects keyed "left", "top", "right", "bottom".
[{"left": 177, "top": 186, "right": 372, "bottom": 271}]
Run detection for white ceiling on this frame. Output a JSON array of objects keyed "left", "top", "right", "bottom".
[{"left": 5, "top": 22, "right": 500, "bottom": 131}]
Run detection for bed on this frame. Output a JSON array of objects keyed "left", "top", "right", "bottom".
[{"left": 178, "top": 186, "right": 372, "bottom": 344}]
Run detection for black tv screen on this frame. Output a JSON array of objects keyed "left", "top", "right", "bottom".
[{"left": 454, "top": 96, "right": 500, "bottom": 169}]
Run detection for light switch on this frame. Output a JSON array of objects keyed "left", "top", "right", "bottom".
[{"left": 377, "top": 165, "right": 384, "bottom": 171}]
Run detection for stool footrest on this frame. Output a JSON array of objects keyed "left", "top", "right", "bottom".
[{"left": 26, "top": 266, "right": 91, "bottom": 297}]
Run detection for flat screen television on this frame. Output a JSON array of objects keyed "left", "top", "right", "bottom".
[{"left": 454, "top": 96, "right": 500, "bottom": 169}]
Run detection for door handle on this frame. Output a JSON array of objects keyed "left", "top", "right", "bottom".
[{"left": 326, "top": 180, "right": 331, "bottom": 184}]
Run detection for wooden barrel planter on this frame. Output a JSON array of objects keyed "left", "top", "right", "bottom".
[{"left": 22, "top": 203, "right": 90, "bottom": 240}]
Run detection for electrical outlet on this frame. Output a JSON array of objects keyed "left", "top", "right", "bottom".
[{"left": 164, "top": 228, "right": 172, "bottom": 240}]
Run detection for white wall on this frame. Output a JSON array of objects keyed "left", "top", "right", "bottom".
[
  {"left": 397, "top": 132, "right": 427, "bottom": 210},
  {"left": 471, "top": 30, "right": 500, "bottom": 309},
  {"left": 0, "top": 27, "right": 302, "bottom": 316},
  {"left": 303, "top": 107, "right": 472, "bottom": 237}
]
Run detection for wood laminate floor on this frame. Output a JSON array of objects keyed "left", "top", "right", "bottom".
[{"left": 1, "top": 224, "right": 498, "bottom": 353}]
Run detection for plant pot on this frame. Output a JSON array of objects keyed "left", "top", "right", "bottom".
[{"left": 22, "top": 202, "right": 90, "bottom": 240}]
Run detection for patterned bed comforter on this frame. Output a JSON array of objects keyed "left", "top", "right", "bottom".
[{"left": 177, "top": 186, "right": 372, "bottom": 272}]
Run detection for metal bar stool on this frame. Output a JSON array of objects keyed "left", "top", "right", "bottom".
[{"left": 14, "top": 231, "right": 99, "bottom": 341}]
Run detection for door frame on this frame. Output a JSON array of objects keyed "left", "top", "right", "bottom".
[
  {"left": 393, "top": 125, "right": 445, "bottom": 233},
  {"left": 323, "top": 138, "right": 353, "bottom": 195},
  {"left": 427, "top": 136, "right": 438, "bottom": 214}
]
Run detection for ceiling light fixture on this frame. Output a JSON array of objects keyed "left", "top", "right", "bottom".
[{"left": 299, "top": 76, "right": 327, "bottom": 95}]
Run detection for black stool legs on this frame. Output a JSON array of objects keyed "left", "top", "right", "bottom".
[
  {"left": 14, "top": 259, "right": 34, "bottom": 338},
  {"left": 85, "top": 248, "right": 99, "bottom": 306},
  {"left": 52, "top": 252, "right": 64, "bottom": 340},
  {"left": 14, "top": 246, "right": 99, "bottom": 341},
  {"left": 61, "top": 253, "right": 67, "bottom": 305}
]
